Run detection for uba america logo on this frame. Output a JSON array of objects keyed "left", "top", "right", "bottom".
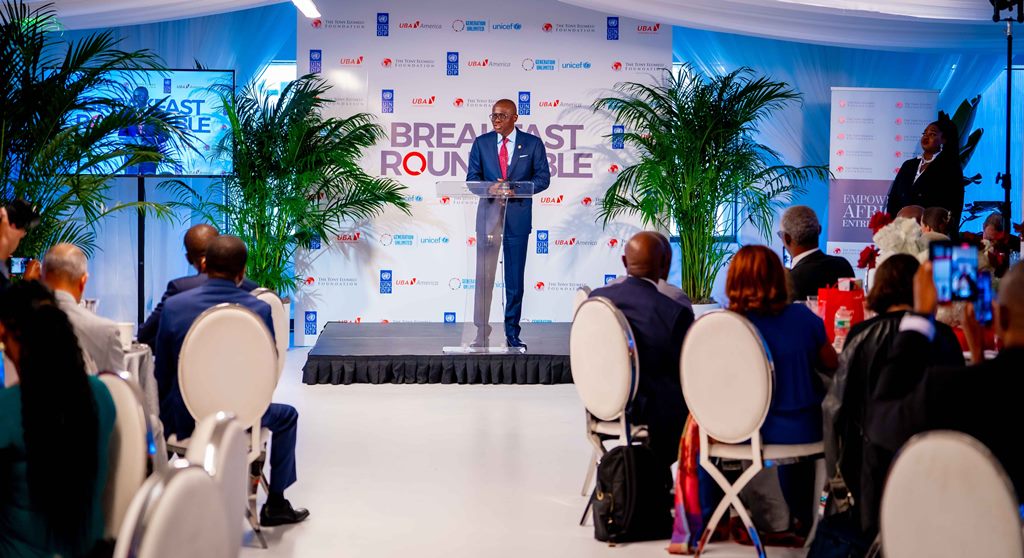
[
  {"left": 340, "top": 55, "right": 364, "bottom": 65},
  {"left": 539, "top": 194, "right": 564, "bottom": 205},
  {"left": 335, "top": 231, "right": 361, "bottom": 242},
  {"left": 411, "top": 96, "right": 437, "bottom": 106},
  {"left": 467, "top": 58, "right": 489, "bottom": 67},
  {"left": 538, "top": 99, "right": 560, "bottom": 108},
  {"left": 636, "top": 23, "right": 661, "bottom": 33}
]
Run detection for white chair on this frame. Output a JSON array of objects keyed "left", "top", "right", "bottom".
[
  {"left": 880, "top": 431, "right": 1024, "bottom": 558},
  {"left": 98, "top": 372, "right": 166, "bottom": 540},
  {"left": 185, "top": 412, "right": 248, "bottom": 557},
  {"left": 572, "top": 285, "right": 591, "bottom": 315},
  {"left": 570, "top": 296, "right": 648, "bottom": 525},
  {"left": 113, "top": 463, "right": 231, "bottom": 558},
  {"left": 251, "top": 288, "right": 288, "bottom": 380},
  {"left": 166, "top": 303, "right": 278, "bottom": 548},
  {"left": 680, "top": 310, "right": 825, "bottom": 556}
]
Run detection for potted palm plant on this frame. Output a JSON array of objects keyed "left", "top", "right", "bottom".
[
  {"left": 0, "top": 0, "right": 194, "bottom": 258},
  {"left": 593, "top": 65, "right": 830, "bottom": 308},
  {"left": 179, "top": 74, "right": 409, "bottom": 299}
]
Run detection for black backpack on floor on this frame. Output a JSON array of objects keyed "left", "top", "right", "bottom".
[{"left": 591, "top": 443, "right": 673, "bottom": 544}]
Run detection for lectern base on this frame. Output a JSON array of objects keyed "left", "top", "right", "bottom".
[{"left": 442, "top": 345, "right": 527, "bottom": 355}]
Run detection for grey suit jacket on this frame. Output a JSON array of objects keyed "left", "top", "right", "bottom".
[{"left": 54, "top": 290, "right": 125, "bottom": 374}]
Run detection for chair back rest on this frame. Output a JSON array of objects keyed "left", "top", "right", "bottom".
[
  {"left": 185, "top": 413, "right": 246, "bottom": 556},
  {"left": 572, "top": 285, "right": 592, "bottom": 315},
  {"left": 113, "top": 464, "right": 231, "bottom": 558},
  {"left": 251, "top": 288, "right": 287, "bottom": 380},
  {"left": 881, "top": 431, "right": 1023, "bottom": 558},
  {"left": 680, "top": 310, "right": 773, "bottom": 444},
  {"left": 98, "top": 372, "right": 152, "bottom": 539},
  {"left": 570, "top": 296, "right": 638, "bottom": 422},
  {"left": 178, "top": 304, "right": 277, "bottom": 429}
]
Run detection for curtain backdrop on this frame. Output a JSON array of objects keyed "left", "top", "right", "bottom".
[{"left": 44, "top": 0, "right": 284, "bottom": 30}]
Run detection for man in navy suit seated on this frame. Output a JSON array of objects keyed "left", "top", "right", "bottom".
[
  {"left": 589, "top": 232, "right": 695, "bottom": 465},
  {"left": 139, "top": 223, "right": 258, "bottom": 347},
  {"left": 155, "top": 235, "right": 309, "bottom": 526},
  {"left": 466, "top": 98, "right": 550, "bottom": 349}
]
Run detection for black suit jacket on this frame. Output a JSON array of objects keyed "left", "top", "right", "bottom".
[
  {"left": 138, "top": 273, "right": 259, "bottom": 348},
  {"left": 589, "top": 277, "right": 694, "bottom": 464},
  {"left": 869, "top": 332, "right": 1024, "bottom": 502},
  {"left": 886, "top": 155, "right": 964, "bottom": 234},
  {"left": 788, "top": 250, "right": 855, "bottom": 301}
]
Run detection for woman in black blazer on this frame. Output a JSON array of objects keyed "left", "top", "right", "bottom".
[{"left": 886, "top": 120, "right": 964, "bottom": 234}]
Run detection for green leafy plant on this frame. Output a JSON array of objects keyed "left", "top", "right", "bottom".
[
  {"left": 593, "top": 65, "right": 830, "bottom": 304},
  {"left": 176, "top": 74, "right": 409, "bottom": 297},
  {"left": 946, "top": 95, "right": 983, "bottom": 174},
  {"left": 0, "top": 0, "right": 194, "bottom": 257}
]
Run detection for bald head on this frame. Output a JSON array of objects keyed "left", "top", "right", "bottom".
[
  {"left": 623, "top": 232, "right": 666, "bottom": 282},
  {"left": 42, "top": 243, "right": 89, "bottom": 301},
  {"left": 205, "top": 235, "right": 248, "bottom": 282},
  {"left": 653, "top": 231, "right": 672, "bottom": 280},
  {"left": 184, "top": 223, "right": 219, "bottom": 271},
  {"left": 997, "top": 263, "right": 1024, "bottom": 347},
  {"left": 896, "top": 205, "right": 924, "bottom": 224}
]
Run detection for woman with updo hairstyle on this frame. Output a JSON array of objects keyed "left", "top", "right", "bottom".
[
  {"left": 886, "top": 118, "right": 964, "bottom": 236},
  {"left": 0, "top": 281, "right": 116, "bottom": 557}
]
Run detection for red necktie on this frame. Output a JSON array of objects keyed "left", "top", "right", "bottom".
[{"left": 499, "top": 137, "right": 509, "bottom": 180}]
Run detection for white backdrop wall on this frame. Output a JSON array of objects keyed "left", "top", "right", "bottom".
[{"left": 294, "top": 0, "right": 670, "bottom": 345}]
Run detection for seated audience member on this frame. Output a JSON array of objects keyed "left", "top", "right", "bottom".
[
  {"left": 588, "top": 231, "right": 695, "bottom": 466},
  {"left": 138, "top": 224, "right": 258, "bottom": 347},
  {"left": 921, "top": 207, "right": 952, "bottom": 241},
  {"left": 42, "top": 243, "right": 125, "bottom": 373},
  {"left": 0, "top": 281, "right": 116, "bottom": 557},
  {"left": 606, "top": 232, "right": 692, "bottom": 310},
  {"left": 155, "top": 235, "right": 308, "bottom": 526},
  {"left": 706, "top": 245, "right": 838, "bottom": 542},
  {"left": 982, "top": 211, "right": 1022, "bottom": 252},
  {"left": 779, "top": 206, "right": 855, "bottom": 300},
  {"left": 868, "top": 262, "right": 1024, "bottom": 504},
  {"left": 895, "top": 204, "right": 925, "bottom": 224},
  {"left": 823, "top": 254, "right": 963, "bottom": 538}
]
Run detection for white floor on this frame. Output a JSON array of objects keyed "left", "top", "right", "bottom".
[{"left": 240, "top": 348, "right": 805, "bottom": 558}]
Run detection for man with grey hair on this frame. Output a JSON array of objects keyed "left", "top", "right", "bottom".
[
  {"left": 779, "top": 205, "right": 854, "bottom": 300},
  {"left": 42, "top": 243, "right": 125, "bottom": 373}
]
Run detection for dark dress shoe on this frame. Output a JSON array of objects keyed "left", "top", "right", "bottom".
[
  {"left": 260, "top": 499, "right": 310, "bottom": 526},
  {"left": 506, "top": 337, "right": 527, "bottom": 349}
]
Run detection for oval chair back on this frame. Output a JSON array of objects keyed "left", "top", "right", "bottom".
[
  {"left": 114, "top": 464, "right": 231, "bottom": 558},
  {"left": 250, "top": 288, "right": 288, "bottom": 381},
  {"left": 185, "top": 413, "right": 247, "bottom": 557},
  {"left": 572, "top": 285, "right": 592, "bottom": 315},
  {"left": 98, "top": 372, "right": 154, "bottom": 540},
  {"left": 178, "top": 304, "right": 277, "bottom": 431},
  {"left": 881, "top": 431, "right": 1024, "bottom": 558},
  {"left": 570, "top": 296, "right": 639, "bottom": 423},
  {"left": 680, "top": 310, "right": 773, "bottom": 444}
]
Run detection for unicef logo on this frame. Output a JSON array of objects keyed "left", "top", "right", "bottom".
[
  {"left": 382, "top": 90, "right": 393, "bottom": 100},
  {"left": 442, "top": 237, "right": 449, "bottom": 244},
  {"left": 608, "top": 18, "right": 618, "bottom": 27},
  {"left": 378, "top": 13, "right": 388, "bottom": 23},
  {"left": 513, "top": 23, "right": 522, "bottom": 30},
  {"left": 519, "top": 92, "right": 530, "bottom": 102},
  {"left": 381, "top": 271, "right": 392, "bottom": 281},
  {"left": 583, "top": 62, "right": 592, "bottom": 69},
  {"left": 537, "top": 231, "right": 548, "bottom": 241},
  {"left": 447, "top": 52, "right": 459, "bottom": 63}
]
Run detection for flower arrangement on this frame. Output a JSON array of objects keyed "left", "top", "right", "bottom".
[
  {"left": 873, "top": 216, "right": 927, "bottom": 263},
  {"left": 858, "top": 245, "right": 880, "bottom": 270}
]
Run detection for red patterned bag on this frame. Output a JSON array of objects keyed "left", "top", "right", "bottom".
[{"left": 817, "top": 286, "right": 865, "bottom": 342}]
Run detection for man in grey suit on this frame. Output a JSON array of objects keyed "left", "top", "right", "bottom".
[{"left": 42, "top": 243, "right": 125, "bottom": 373}]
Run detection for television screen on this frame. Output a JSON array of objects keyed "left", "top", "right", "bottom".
[{"left": 71, "top": 69, "right": 234, "bottom": 176}]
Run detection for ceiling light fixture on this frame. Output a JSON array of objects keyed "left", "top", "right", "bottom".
[{"left": 291, "top": 0, "right": 321, "bottom": 19}]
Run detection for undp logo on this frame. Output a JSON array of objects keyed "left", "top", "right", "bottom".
[
  {"left": 446, "top": 51, "right": 459, "bottom": 76},
  {"left": 604, "top": 274, "right": 617, "bottom": 285},
  {"left": 443, "top": 312, "right": 457, "bottom": 323},
  {"left": 304, "top": 311, "right": 317, "bottom": 335},
  {"left": 380, "top": 269, "right": 393, "bottom": 294},
  {"left": 612, "top": 125, "right": 625, "bottom": 150},
  {"left": 382, "top": 89, "right": 394, "bottom": 114},
  {"left": 518, "top": 91, "right": 531, "bottom": 115},
  {"left": 308, "top": 234, "right": 321, "bottom": 250},
  {"left": 607, "top": 16, "right": 619, "bottom": 40},
  {"left": 309, "top": 49, "right": 322, "bottom": 74},
  {"left": 377, "top": 12, "right": 389, "bottom": 36},
  {"left": 536, "top": 229, "right": 549, "bottom": 254}
]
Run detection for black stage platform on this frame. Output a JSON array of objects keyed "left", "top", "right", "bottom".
[{"left": 301, "top": 322, "right": 572, "bottom": 385}]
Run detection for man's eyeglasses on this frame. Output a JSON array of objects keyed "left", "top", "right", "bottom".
[{"left": 489, "top": 113, "right": 512, "bottom": 121}]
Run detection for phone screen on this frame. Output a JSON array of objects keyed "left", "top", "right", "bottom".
[
  {"left": 950, "top": 244, "right": 979, "bottom": 301},
  {"left": 976, "top": 270, "right": 994, "bottom": 326},
  {"left": 8, "top": 257, "right": 27, "bottom": 275},
  {"left": 930, "top": 242, "right": 953, "bottom": 304}
]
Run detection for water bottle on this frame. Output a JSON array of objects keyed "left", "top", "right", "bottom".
[{"left": 833, "top": 306, "right": 853, "bottom": 353}]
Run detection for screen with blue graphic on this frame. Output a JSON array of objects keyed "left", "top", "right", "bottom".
[{"left": 72, "top": 69, "right": 233, "bottom": 176}]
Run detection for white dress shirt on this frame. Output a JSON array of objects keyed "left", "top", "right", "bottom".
[
  {"left": 496, "top": 128, "right": 518, "bottom": 174},
  {"left": 791, "top": 247, "right": 820, "bottom": 268}
]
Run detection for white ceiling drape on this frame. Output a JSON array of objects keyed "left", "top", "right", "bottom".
[
  {"left": 29, "top": 0, "right": 286, "bottom": 30},
  {"left": 558, "top": 0, "right": 1016, "bottom": 51}
]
